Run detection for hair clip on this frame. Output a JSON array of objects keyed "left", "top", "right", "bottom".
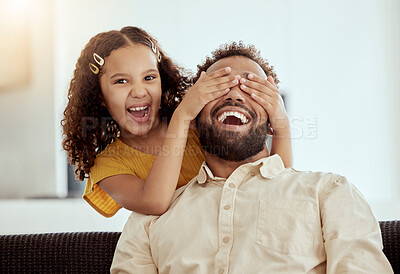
[
  {"left": 89, "top": 53, "right": 104, "bottom": 75},
  {"left": 157, "top": 51, "right": 162, "bottom": 62},
  {"left": 93, "top": 53, "right": 104, "bottom": 66},
  {"left": 149, "top": 39, "right": 157, "bottom": 54},
  {"left": 89, "top": 63, "right": 99, "bottom": 74}
]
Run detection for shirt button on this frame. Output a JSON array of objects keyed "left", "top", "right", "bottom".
[
  {"left": 223, "top": 205, "right": 231, "bottom": 210},
  {"left": 218, "top": 269, "right": 224, "bottom": 274},
  {"left": 251, "top": 171, "right": 256, "bottom": 176},
  {"left": 223, "top": 236, "right": 230, "bottom": 243},
  {"left": 229, "top": 183, "right": 235, "bottom": 188}
]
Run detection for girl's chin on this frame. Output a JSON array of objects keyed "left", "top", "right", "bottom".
[
  {"left": 122, "top": 117, "right": 161, "bottom": 137},
  {"left": 124, "top": 126, "right": 153, "bottom": 137}
]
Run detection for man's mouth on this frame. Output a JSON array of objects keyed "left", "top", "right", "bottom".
[{"left": 217, "top": 111, "right": 249, "bottom": 125}]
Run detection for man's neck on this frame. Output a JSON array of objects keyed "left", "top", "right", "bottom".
[{"left": 204, "top": 148, "right": 269, "bottom": 179}]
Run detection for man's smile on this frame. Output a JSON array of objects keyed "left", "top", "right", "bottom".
[
  {"left": 211, "top": 102, "right": 256, "bottom": 131},
  {"left": 217, "top": 110, "right": 249, "bottom": 125}
]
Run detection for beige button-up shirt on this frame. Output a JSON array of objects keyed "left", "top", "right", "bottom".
[{"left": 111, "top": 155, "right": 393, "bottom": 273}]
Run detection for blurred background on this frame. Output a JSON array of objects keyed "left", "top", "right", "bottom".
[{"left": 0, "top": 0, "right": 399, "bottom": 234}]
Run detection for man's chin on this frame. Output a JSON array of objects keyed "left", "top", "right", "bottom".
[
  {"left": 198, "top": 120, "right": 269, "bottom": 163},
  {"left": 215, "top": 128, "right": 247, "bottom": 140}
]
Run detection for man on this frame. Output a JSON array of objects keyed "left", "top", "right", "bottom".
[{"left": 111, "top": 42, "right": 393, "bottom": 273}]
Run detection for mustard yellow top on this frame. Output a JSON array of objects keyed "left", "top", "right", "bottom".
[{"left": 83, "top": 129, "right": 205, "bottom": 217}]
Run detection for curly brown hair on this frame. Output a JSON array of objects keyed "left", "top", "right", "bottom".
[
  {"left": 193, "top": 41, "right": 279, "bottom": 85},
  {"left": 62, "top": 26, "right": 191, "bottom": 181}
]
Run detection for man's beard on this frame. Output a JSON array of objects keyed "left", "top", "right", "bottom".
[{"left": 198, "top": 103, "right": 269, "bottom": 162}]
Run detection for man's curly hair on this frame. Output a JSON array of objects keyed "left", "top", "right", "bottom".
[
  {"left": 61, "top": 26, "right": 191, "bottom": 181},
  {"left": 193, "top": 41, "right": 279, "bottom": 85}
]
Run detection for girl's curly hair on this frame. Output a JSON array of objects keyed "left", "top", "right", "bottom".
[
  {"left": 62, "top": 26, "right": 191, "bottom": 181},
  {"left": 193, "top": 41, "right": 279, "bottom": 85}
]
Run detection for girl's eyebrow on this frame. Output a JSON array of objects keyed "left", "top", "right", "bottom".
[
  {"left": 109, "top": 69, "right": 159, "bottom": 80},
  {"left": 143, "top": 68, "right": 159, "bottom": 74},
  {"left": 110, "top": 73, "right": 129, "bottom": 79}
]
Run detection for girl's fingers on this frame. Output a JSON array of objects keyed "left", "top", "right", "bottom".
[
  {"left": 250, "top": 92, "right": 272, "bottom": 113},
  {"left": 240, "top": 81, "right": 274, "bottom": 99},
  {"left": 205, "top": 88, "right": 231, "bottom": 102},
  {"left": 206, "top": 74, "right": 240, "bottom": 88},
  {"left": 246, "top": 74, "right": 278, "bottom": 93},
  {"left": 267, "top": 76, "right": 278, "bottom": 89},
  {"left": 205, "top": 67, "right": 232, "bottom": 80},
  {"left": 207, "top": 77, "right": 240, "bottom": 92}
]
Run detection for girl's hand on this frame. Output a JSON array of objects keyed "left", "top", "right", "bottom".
[
  {"left": 239, "top": 74, "right": 290, "bottom": 136},
  {"left": 177, "top": 67, "right": 240, "bottom": 121}
]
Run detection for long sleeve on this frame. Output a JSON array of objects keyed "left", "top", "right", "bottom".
[
  {"left": 111, "top": 213, "right": 158, "bottom": 274},
  {"left": 320, "top": 175, "right": 393, "bottom": 273}
]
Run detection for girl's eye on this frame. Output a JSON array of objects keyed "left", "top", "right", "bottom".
[
  {"left": 115, "top": 79, "right": 128, "bottom": 84},
  {"left": 144, "top": 75, "right": 156, "bottom": 81}
]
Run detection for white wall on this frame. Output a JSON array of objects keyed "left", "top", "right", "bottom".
[
  {"left": 54, "top": 0, "right": 400, "bottom": 206},
  {"left": 0, "top": 0, "right": 57, "bottom": 198},
  {"left": 0, "top": 0, "right": 399, "bottom": 235}
]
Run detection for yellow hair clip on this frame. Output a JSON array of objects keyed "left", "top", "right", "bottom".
[
  {"left": 89, "top": 63, "right": 99, "bottom": 74},
  {"left": 89, "top": 53, "right": 104, "bottom": 75},
  {"left": 157, "top": 51, "right": 162, "bottom": 63}
]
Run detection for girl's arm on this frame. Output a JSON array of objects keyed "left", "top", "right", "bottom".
[
  {"left": 270, "top": 123, "right": 293, "bottom": 168},
  {"left": 99, "top": 67, "right": 239, "bottom": 215},
  {"left": 239, "top": 74, "right": 293, "bottom": 168}
]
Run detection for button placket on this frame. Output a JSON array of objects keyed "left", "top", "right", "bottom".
[{"left": 214, "top": 178, "right": 238, "bottom": 273}]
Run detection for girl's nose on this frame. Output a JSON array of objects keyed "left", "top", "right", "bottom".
[{"left": 130, "top": 84, "right": 146, "bottom": 99}]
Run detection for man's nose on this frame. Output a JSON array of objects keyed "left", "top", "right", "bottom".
[{"left": 222, "top": 83, "right": 246, "bottom": 103}]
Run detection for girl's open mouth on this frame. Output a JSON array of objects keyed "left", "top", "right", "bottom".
[{"left": 127, "top": 105, "right": 150, "bottom": 123}]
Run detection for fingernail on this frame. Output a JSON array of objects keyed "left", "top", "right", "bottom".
[
  {"left": 248, "top": 74, "right": 254, "bottom": 79},
  {"left": 240, "top": 78, "right": 246, "bottom": 83},
  {"left": 225, "top": 67, "right": 231, "bottom": 72},
  {"left": 232, "top": 79, "right": 238, "bottom": 84},
  {"left": 234, "top": 75, "right": 241, "bottom": 80},
  {"left": 241, "top": 84, "right": 246, "bottom": 89}
]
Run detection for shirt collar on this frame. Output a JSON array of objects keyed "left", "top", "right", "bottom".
[{"left": 197, "top": 154, "right": 286, "bottom": 184}]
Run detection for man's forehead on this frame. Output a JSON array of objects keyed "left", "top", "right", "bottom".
[{"left": 206, "top": 56, "right": 267, "bottom": 78}]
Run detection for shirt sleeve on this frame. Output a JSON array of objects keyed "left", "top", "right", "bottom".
[
  {"left": 89, "top": 150, "right": 137, "bottom": 185},
  {"left": 111, "top": 213, "right": 158, "bottom": 274},
  {"left": 320, "top": 175, "right": 393, "bottom": 273}
]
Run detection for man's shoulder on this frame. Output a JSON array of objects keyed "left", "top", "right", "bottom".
[
  {"left": 128, "top": 176, "right": 199, "bottom": 221},
  {"left": 288, "top": 167, "right": 342, "bottom": 178},
  {"left": 280, "top": 167, "right": 349, "bottom": 188},
  {"left": 169, "top": 176, "right": 199, "bottom": 206}
]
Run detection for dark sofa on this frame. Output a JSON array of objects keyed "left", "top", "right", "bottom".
[{"left": 0, "top": 220, "right": 399, "bottom": 273}]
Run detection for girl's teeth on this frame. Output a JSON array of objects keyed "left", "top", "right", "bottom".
[{"left": 129, "top": 106, "right": 148, "bottom": 112}]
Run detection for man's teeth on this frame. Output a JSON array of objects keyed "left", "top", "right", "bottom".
[
  {"left": 129, "top": 106, "right": 148, "bottom": 112},
  {"left": 217, "top": 111, "right": 249, "bottom": 124}
]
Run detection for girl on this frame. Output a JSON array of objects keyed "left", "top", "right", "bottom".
[{"left": 62, "top": 26, "right": 292, "bottom": 217}]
